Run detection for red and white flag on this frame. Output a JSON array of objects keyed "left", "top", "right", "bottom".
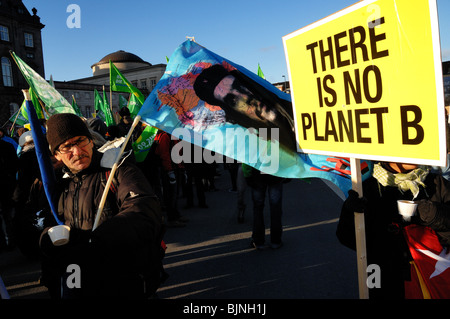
[{"left": 403, "top": 224, "right": 450, "bottom": 299}]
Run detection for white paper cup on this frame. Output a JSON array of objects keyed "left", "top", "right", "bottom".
[
  {"left": 48, "top": 225, "right": 70, "bottom": 246},
  {"left": 397, "top": 200, "right": 418, "bottom": 221}
]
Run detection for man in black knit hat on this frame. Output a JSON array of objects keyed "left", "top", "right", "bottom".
[{"left": 41, "top": 113, "right": 164, "bottom": 299}]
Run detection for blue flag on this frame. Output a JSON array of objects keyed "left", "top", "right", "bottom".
[
  {"left": 138, "top": 40, "right": 372, "bottom": 196},
  {"left": 25, "top": 98, "right": 63, "bottom": 225}
]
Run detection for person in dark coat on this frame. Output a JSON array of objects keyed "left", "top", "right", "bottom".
[
  {"left": 151, "top": 130, "right": 187, "bottom": 227},
  {"left": 0, "top": 139, "right": 18, "bottom": 251},
  {"left": 243, "top": 164, "right": 284, "bottom": 250},
  {"left": 12, "top": 131, "right": 41, "bottom": 258},
  {"left": 13, "top": 132, "right": 40, "bottom": 206},
  {"left": 337, "top": 161, "right": 450, "bottom": 299},
  {"left": 40, "top": 113, "right": 164, "bottom": 299},
  {"left": 183, "top": 141, "right": 208, "bottom": 209},
  {"left": 117, "top": 107, "right": 142, "bottom": 143}
]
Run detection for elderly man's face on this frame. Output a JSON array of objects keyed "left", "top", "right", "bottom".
[
  {"left": 213, "top": 75, "right": 276, "bottom": 123},
  {"left": 54, "top": 135, "right": 93, "bottom": 174}
]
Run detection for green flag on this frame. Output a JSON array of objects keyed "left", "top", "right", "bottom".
[
  {"left": 16, "top": 87, "right": 45, "bottom": 122},
  {"left": 109, "top": 60, "right": 145, "bottom": 105},
  {"left": 119, "top": 94, "right": 128, "bottom": 109},
  {"left": 9, "top": 102, "right": 28, "bottom": 127},
  {"left": 128, "top": 92, "right": 142, "bottom": 118},
  {"left": 20, "top": 99, "right": 29, "bottom": 122},
  {"left": 102, "top": 87, "right": 115, "bottom": 126},
  {"left": 257, "top": 63, "right": 265, "bottom": 79},
  {"left": 71, "top": 96, "right": 83, "bottom": 117},
  {"left": 29, "top": 87, "right": 45, "bottom": 119},
  {"left": 132, "top": 125, "right": 158, "bottom": 162},
  {"left": 94, "top": 89, "right": 106, "bottom": 122},
  {"left": 10, "top": 86, "right": 45, "bottom": 129},
  {"left": 10, "top": 51, "right": 75, "bottom": 115}
]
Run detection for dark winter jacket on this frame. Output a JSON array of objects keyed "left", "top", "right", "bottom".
[
  {"left": 13, "top": 145, "right": 40, "bottom": 207},
  {"left": 42, "top": 149, "right": 164, "bottom": 298},
  {"left": 336, "top": 171, "right": 450, "bottom": 299},
  {"left": 153, "top": 131, "right": 183, "bottom": 172},
  {"left": 0, "top": 139, "right": 18, "bottom": 206},
  {"left": 57, "top": 150, "right": 161, "bottom": 230},
  {"left": 242, "top": 163, "right": 284, "bottom": 188}
]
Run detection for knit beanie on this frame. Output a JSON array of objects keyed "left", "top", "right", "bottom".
[{"left": 46, "top": 113, "right": 92, "bottom": 154}]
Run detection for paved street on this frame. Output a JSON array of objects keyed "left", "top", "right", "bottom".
[{"left": 0, "top": 165, "right": 358, "bottom": 300}]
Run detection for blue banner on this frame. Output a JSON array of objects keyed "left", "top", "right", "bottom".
[
  {"left": 138, "top": 40, "right": 372, "bottom": 196},
  {"left": 25, "top": 99, "right": 63, "bottom": 225}
]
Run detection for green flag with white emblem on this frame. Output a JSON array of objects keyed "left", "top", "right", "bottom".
[
  {"left": 110, "top": 60, "right": 145, "bottom": 105},
  {"left": 10, "top": 51, "right": 75, "bottom": 115}
]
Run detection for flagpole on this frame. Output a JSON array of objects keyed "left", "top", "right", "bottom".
[
  {"left": 92, "top": 89, "right": 97, "bottom": 118},
  {"left": 1, "top": 117, "right": 13, "bottom": 129},
  {"left": 109, "top": 60, "right": 113, "bottom": 111},
  {"left": 8, "top": 105, "right": 22, "bottom": 133},
  {"left": 109, "top": 85, "right": 113, "bottom": 115},
  {"left": 110, "top": 85, "right": 119, "bottom": 124},
  {"left": 350, "top": 157, "right": 369, "bottom": 299},
  {"left": 92, "top": 115, "right": 141, "bottom": 231},
  {"left": 108, "top": 61, "right": 116, "bottom": 122}
]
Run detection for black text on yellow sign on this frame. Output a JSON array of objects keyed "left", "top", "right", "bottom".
[
  {"left": 302, "top": 18, "right": 422, "bottom": 145},
  {"left": 283, "top": 0, "right": 445, "bottom": 165}
]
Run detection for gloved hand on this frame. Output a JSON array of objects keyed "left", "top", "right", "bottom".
[
  {"left": 168, "top": 171, "right": 176, "bottom": 184},
  {"left": 39, "top": 226, "right": 91, "bottom": 261},
  {"left": 39, "top": 227, "right": 59, "bottom": 257},
  {"left": 343, "top": 190, "right": 367, "bottom": 213}
]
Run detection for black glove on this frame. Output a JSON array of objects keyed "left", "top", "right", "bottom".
[
  {"left": 343, "top": 190, "right": 367, "bottom": 213},
  {"left": 336, "top": 190, "right": 366, "bottom": 250},
  {"left": 39, "top": 228, "right": 60, "bottom": 258}
]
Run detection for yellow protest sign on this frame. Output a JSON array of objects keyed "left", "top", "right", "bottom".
[{"left": 283, "top": 0, "right": 446, "bottom": 166}]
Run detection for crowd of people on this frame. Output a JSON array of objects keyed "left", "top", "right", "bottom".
[
  {"left": 0, "top": 106, "right": 286, "bottom": 299},
  {"left": 2, "top": 104, "right": 450, "bottom": 299}
]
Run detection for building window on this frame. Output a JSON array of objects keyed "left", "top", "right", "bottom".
[
  {"left": 150, "top": 77, "right": 157, "bottom": 90},
  {"left": 85, "top": 106, "right": 91, "bottom": 118},
  {"left": 140, "top": 79, "right": 147, "bottom": 90},
  {"left": 24, "top": 33, "right": 34, "bottom": 47},
  {"left": 1, "top": 57, "right": 13, "bottom": 87},
  {"left": 26, "top": 53, "right": 34, "bottom": 59},
  {"left": 10, "top": 102, "right": 19, "bottom": 116},
  {"left": 0, "top": 25, "right": 9, "bottom": 41}
]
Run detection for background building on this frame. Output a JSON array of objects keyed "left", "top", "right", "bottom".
[
  {"left": 55, "top": 50, "right": 166, "bottom": 118},
  {"left": 0, "top": 0, "right": 45, "bottom": 127}
]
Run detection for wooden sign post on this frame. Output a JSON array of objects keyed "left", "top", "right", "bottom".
[
  {"left": 350, "top": 157, "right": 368, "bottom": 299},
  {"left": 283, "top": 0, "right": 445, "bottom": 299}
]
